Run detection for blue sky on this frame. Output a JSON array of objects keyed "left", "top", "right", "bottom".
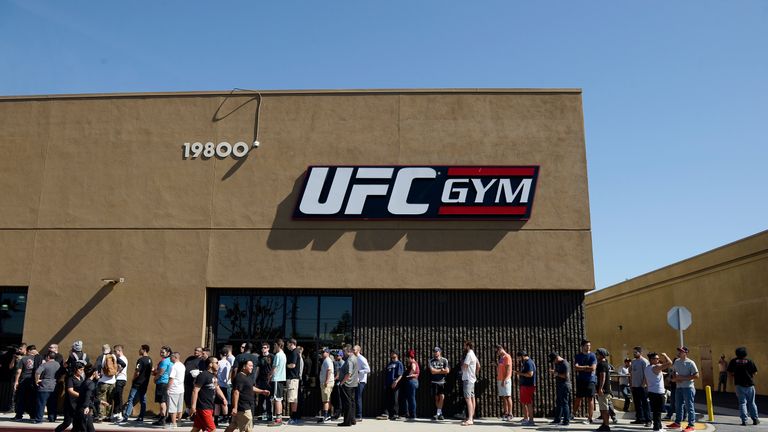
[{"left": 2, "top": 1, "right": 766, "bottom": 289}]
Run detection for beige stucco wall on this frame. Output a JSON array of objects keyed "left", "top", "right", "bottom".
[
  {"left": 585, "top": 230, "right": 768, "bottom": 394},
  {"left": 0, "top": 89, "right": 593, "bottom": 360}
]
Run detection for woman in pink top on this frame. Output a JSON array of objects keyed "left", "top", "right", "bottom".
[{"left": 403, "top": 350, "right": 420, "bottom": 420}]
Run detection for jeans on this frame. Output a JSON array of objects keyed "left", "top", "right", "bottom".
[
  {"left": 404, "top": 379, "right": 418, "bottom": 418},
  {"left": 14, "top": 378, "right": 34, "bottom": 419},
  {"left": 35, "top": 390, "right": 52, "bottom": 423},
  {"left": 112, "top": 380, "right": 126, "bottom": 417},
  {"left": 553, "top": 383, "right": 571, "bottom": 424},
  {"left": 631, "top": 386, "right": 650, "bottom": 422},
  {"left": 385, "top": 385, "right": 399, "bottom": 418},
  {"left": 674, "top": 386, "right": 696, "bottom": 426},
  {"left": 717, "top": 372, "right": 728, "bottom": 392},
  {"left": 355, "top": 381, "right": 366, "bottom": 418},
  {"left": 735, "top": 385, "right": 758, "bottom": 422},
  {"left": 55, "top": 403, "right": 75, "bottom": 432},
  {"left": 123, "top": 386, "right": 148, "bottom": 419},
  {"left": 648, "top": 392, "right": 665, "bottom": 431},
  {"left": 340, "top": 385, "right": 356, "bottom": 425},
  {"left": 48, "top": 381, "right": 62, "bottom": 421},
  {"left": 255, "top": 381, "right": 272, "bottom": 420},
  {"left": 619, "top": 384, "right": 631, "bottom": 411}
]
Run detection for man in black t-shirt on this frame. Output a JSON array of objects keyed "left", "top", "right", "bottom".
[
  {"left": 225, "top": 360, "right": 270, "bottom": 432},
  {"left": 122, "top": 344, "right": 152, "bottom": 422},
  {"left": 55, "top": 362, "right": 84, "bottom": 432},
  {"left": 191, "top": 356, "right": 228, "bottom": 432},
  {"left": 14, "top": 344, "right": 41, "bottom": 420},
  {"left": 285, "top": 339, "right": 301, "bottom": 424},
  {"left": 727, "top": 346, "right": 760, "bottom": 426},
  {"left": 595, "top": 348, "right": 612, "bottom": 432},
  {"left": 254, "top": 343, "right": 273, "bottom": 421}
]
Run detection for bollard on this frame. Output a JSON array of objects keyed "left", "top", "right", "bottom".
[{"left": 706, "top": 385, "right": 715, "bottom": 422}]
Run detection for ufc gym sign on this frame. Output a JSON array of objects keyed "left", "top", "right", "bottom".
[{"left": 293, "top": 166, "right": 539, "bottom": 220}]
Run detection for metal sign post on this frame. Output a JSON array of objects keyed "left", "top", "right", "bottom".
[{"left": 667, "top": 306, "right": 692, "bottom": 346}]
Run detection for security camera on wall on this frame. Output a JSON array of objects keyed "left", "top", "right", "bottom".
[{"left": 101, "top": 277, "right": 125, "bottom": 284}]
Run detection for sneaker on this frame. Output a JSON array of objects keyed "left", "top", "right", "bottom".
[
  {"left": 135, "top": 417, "right": 144, "bottom": 422},
  {"left": 612, "top": 417, "right": 618, "bottom": 424},
  {"left": 287, "top": 419, "right": 297, "bottom": 425},
  {"left": 754, "top": 418, "right": 761, "bottom": 425},
  {"left": 646, "top": 421, "right": 652, "bottom": 427},
  {"left": 432, "top": 415, "right": 438, "bottom": 421},
  {"left": 438, "top": 415, "right": 445, "bottom": 421},
  {"left": 667, "top": 422, "right": 681, "bottom": 429},
  {"left": 596, "top": 425, "right": 611, "bottom": 431},
  {"left": 741, "top": 421, "right": 747, "bottom": 426},
  {"left": 549, "top": 420, "right": 561, "bottom": 425},
  {"left": 268, "top": 419, "right": 283, "bottom": 427},
  {"left": 683, "top": 426, "right": 695, "bottom": 432}
]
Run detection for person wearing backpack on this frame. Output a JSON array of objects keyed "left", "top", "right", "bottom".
[
  {"left": 94, "top": 344, "right": 119, "bottom": 422},
  {"left": 66, "top": 341, "right": 88, "bottom": 377}
]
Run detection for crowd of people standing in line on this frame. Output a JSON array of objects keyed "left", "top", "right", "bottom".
[
  {"left": 0, "top": 338, "right": 760, "bottom": 432},
  {"left": 616, "top": 344, "right": 760, "bottom": 431}
]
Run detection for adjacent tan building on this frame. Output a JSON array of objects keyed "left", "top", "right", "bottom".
[
  {"left": 585, "top": 230, "right": 768, "bottom": 395},
  {"left": 0, "top": 89, "right": 594, "bottom": 416}
]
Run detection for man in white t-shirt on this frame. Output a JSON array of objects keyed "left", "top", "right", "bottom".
[
  {"left": 317, "top": 348, "right": 335, "bottom": 423},
  {"left": 353, "top": 345, "right": 370, "bottom": 421},
  {"left": 216, "top": 348, "right": 232, "bottom": 426},
  {"left": 461, "top": 340, "right": 480, "bottom": 426},
  {"left": 112, "top": 345, "right": 129, "bottom": 422},
  {"left": 167, "top": 352, "right": 187, "bottom": 428}
]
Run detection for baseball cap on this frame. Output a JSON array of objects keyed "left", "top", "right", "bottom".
[
  {"left": 433, "top": 347, "right": 442, "bottom": 353},
  {"left": 596, "top": 348, "right": 610, "bottom": 357},
  {"left": 677, "top": 346, "right": 689, "bottom": 353},
  {"left": 516, "top": 350, "right": 528, "bottom": 357},
  {"left": 322, "top": 347, "right": 330, "bottom": 353}
]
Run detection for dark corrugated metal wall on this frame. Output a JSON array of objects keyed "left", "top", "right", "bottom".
[
  {"left": 353, "top": 290, "right": 585, "bottom": 418},
  {"left": 207, "top": 288, "right": 585, "bottom": 419}
]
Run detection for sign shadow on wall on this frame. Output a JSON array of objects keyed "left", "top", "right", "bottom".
[
  {"left": 43, "top": 282, "right": 117, "bottom": 350},
  {"left": 267, "top": 175, "right": 527, "bottom": 252}
]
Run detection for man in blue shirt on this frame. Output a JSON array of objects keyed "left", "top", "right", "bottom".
[
  {"left": 152, "top": 346, "right": 172, "bottom": 427},
  {"left": 381, "top": 350, "right": 403, "bottom": 420},
  {"left": 573, "top": 340, "right": 597, "bottom": 424},
  {"left": 515, "top": 350, "right": 537, "bottom": 426}
]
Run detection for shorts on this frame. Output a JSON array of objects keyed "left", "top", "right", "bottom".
[
  {"left": 286, "top": 379, "right": 299, "bottom": 403},
  {"left": 520, "top": 385, "right": 535, "bottom": 404},
  {"left": 168, "top": 392, "right": 184, "bottom": 413},
  {"left": 271, "top": 381, "right": 285, "bottom": 401},
  {"left": 155, "top": 383, "right": 169, "bottom": 403},
  {"left": 192, "top": 408, "right": 216, "bottom": 432},
  {"left": 597, "top": 393, "right": 613, "bottom": 411},
  {"left": 231, "top": 409, "right": 253, "bottom": 432},
  {"left": 462, "top": 380, "right": 475, "bottom": 398},
  {"left": 497, "top": 379, "right": 512, "bottom": 397},
  {"left": 575, "top": 380, "right": 596, "bottom": 398},
  {"left": 321, "top": 383, "right": 333, "bottom": 402},
  {"left": 430, "top": 382, "right": 446, "bottom": 396}
]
